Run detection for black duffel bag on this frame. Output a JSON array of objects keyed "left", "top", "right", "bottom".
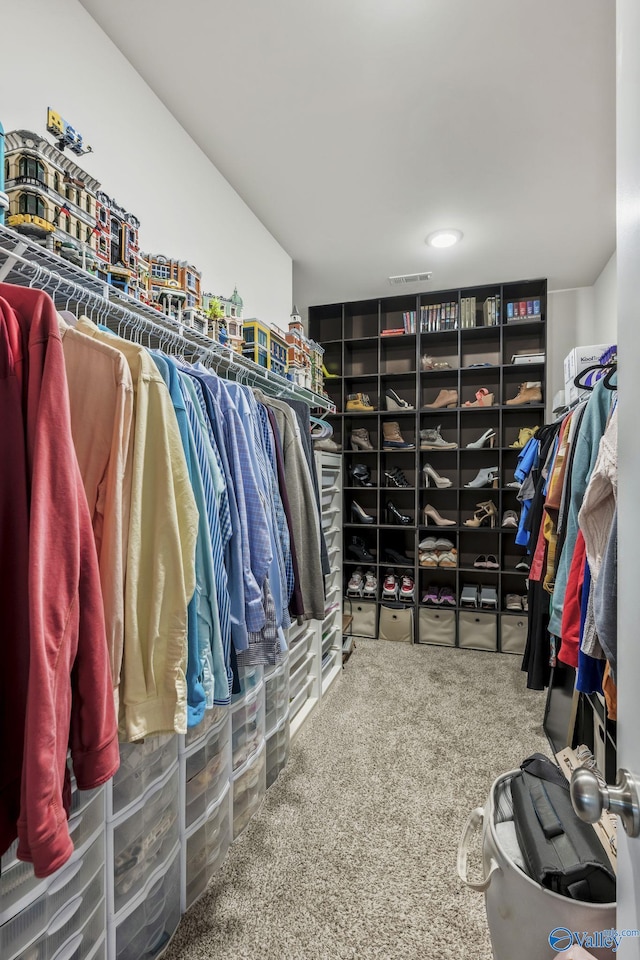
[{"left": 511, "top": 754, "right": 616, "bottom": 903}]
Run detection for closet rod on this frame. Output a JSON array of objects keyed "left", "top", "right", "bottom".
[{"left": 0, "top": 225, "right": 335, "bottom": 412}]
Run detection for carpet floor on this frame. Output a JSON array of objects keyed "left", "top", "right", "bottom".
[{"left": 165, "top": 640, "right": 549, "bottom": 960}]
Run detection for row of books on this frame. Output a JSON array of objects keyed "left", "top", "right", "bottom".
[
  {"left": 420, "top": 301, "right": 459, "bottom": 333},
  {"left": 507, "top": 299, "right": 542, "bottom": 321}
]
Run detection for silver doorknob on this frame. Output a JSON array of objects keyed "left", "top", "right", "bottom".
[{"left": 570, "top": 767, "right": 640, "bottom": 838}]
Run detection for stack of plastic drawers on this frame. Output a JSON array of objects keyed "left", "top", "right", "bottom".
[
  {"left": 182, "top": 707, "right": 232, "bottom": 908},
  {"left": 231, "top": 665, "right": 266, "bottom": 838},
  {"left": 107, "top": 735, "right": 180, "bottom": 960},
  {"left": 0, "top": 782, "right": 107, "bottom": 960},
  {"left": 288, "top": 626, "right": 316, "bottom": 727},
  {"left": 264, "top": 656, "right": 290, "bottom": 788}
]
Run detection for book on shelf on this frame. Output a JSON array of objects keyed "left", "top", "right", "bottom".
[
  {"left": 381, "top": 327, "right": 406, "bottom": 336},
  {"left": 507, "top": 299, "right": 542, "bottom": 322},
  {"left": 482, "top": 296, "right": 501, "bottom": 327},
  {"left": 420, "top": 300, "right": 459, "bottom": 333},
  {"left": 461, "top": 296, "right": 477, "bottom": 328},
  {"left": 401, "top": 310, "right": 417, "bottom": 334}
]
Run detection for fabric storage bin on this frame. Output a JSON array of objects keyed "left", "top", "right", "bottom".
[
  {"left": 231, "top": 682, "right": 265, "bottom": 771},
  {"left": 230, "top": 662, "right": 263, "bottom": 702},
  {"left": 0, "top": 786, "right": 104, "bottom": 925},
  {"left": 289, "top": 652, "right": 314, "bottom": 702},
  {"left": 232, "top": 742, "right": 266, "bottom": 839},
  {"left": 115, "top": 848, "right": 180, "bottom": 960},
  {"left": 419, "top": 607, "right": 456, "bottom": 646},
  {"left": 185, "top": 784, "right": 232, "bottom": 908},
  {"left": 458, "top": 770, "right": 616, "bottom": 960},
  {"left": 500, "top": 613, "right": 528, "bottom": 655},
  {"left": 265, "top": 659, "right": 289, "bottom": 736},
  {"left": 112, "top": 735, "right": 178, "bottom": 818},
  {"left": 459, "top": 610, "right": 498, "bottom": 651},
  {"left": 0, "top": 833, "right": 104, "bottom": 960},
  {"left": 112, "top": 765, "right": 179, "bottom": 914},
  {"left": 346, "top": 599, "right": 377, "bottom": 638},
  {"left": 184, "top": 713, "right": 231, "bottom": 828},
  {"left": 184, "top": 705, "right": 228, "bottom": 750},
  {"left": 378, "top": 603, "right": 414, "bottom": 643},
  {"left": 266, "top": 717, "right": 290, "bottom": 789}
]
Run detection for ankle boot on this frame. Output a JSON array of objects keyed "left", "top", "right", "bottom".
[
  {"left": 423, "top": 388, "right": 458, "bottom": 410},
  {"left": 419, "top": 426, "right": 457, "bottom": 450},
  {"left": 350, "top": 428, "right": 374, "bottom": 451},
  {"left": 386, "top": 501, "right": 412, "bottom": 525},
  {"left": 384, "top": 466, "right": 411, "bottom": 488},
  {"left": 346, "top": 392, "right": 375, "bottom": 412},
  {"left": 350, "top": 463, "right": 373, "bottom": 487},
  {"left": 382, "top": 421, "right": 415, "bottom": 449},
  {"left": 505, "top": 381, "right": 543, "bottom": 406},
  {"left": 348, "top": 536, "right": 374, "bottom": 562}
]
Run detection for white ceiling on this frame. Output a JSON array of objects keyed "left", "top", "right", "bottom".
[{"left": 79, "top": 0, "right": 615, "bottom": 314}]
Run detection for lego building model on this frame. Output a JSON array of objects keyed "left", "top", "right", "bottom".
[
  {"left": 242, "top": 319, "right": 289, "bottom": 376},
  {"left": 285, "top": 306, "right": 325, "bottom": 395}
]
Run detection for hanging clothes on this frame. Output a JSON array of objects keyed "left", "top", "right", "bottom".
[{"left": 0, "top": 286, "right": 119, "bottom": 878}]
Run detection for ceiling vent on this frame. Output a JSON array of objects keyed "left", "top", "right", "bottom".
[{"left": 388, "top": 271, "right": 433, "bottom": 285}]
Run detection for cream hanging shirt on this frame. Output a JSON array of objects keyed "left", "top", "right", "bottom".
[{"left": 76, "top": 318, "right": 198, "bottom": 740}]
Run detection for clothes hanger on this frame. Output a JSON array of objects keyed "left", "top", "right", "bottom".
[{"left": 573, "top": 362, "right": 615, "bottom": 392}]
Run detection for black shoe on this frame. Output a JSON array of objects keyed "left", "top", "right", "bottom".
[
  {"left": 351, "top": 501, "right": 375, "bottom": 524},
  {"left": 384, "top": 466, "right": 411, "bottom": 488},
  {"left": 384, "top": 548, "right": 412, "bottom": 566},
  {"left": 350, "top": 463, "right": 374, "bottom": 487},
  {"left": 386, "top": 501, "right": 412, "bottom": 525},
  {"left": 349, "top": 536, "right": 375, "bottom": 562}
]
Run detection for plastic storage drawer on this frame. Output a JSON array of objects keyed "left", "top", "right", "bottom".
[
  {"left": 230, "top": 662, "right": 263, "bottom": 702},
  {"left": 288, "top": 628, "right": 314, "bottom": 670},
  {"left": 184, "top": 714, "right": 231, "bottom": 828},
  {"left": 184, "top": 705, "right": 228, "bottom": 750},
  {"left": 112, "top": 765, "right": 179, "bottom": 915},
  {"left": 231, "top": 683, "right": 265, "bottom": 771},
  {"left": 264, "top": 660, "right": 289, "bottom": 736},
  {"left": 111, "top": 734, "right": 178, "bottom": 818},
  {"left": 115, "top": 849, "right": 180, "bottom": 960},
  {"left": 458, "top": 611, "right": 498, "bottom": 651},
  {"left": 289, "top": 652, "right": 314, "bottom": 702},
  {"left": 0, "top": 833, "right": 104, "bottom": 960},
  {"left": 0, "top": 786, "right": 104, "bottom": 925},
  {"left": 232, "top": 742, "right": 266, "bottom": 839},
  {"left": 185, "top": 784, "right": 232, "bottom": 908},
  {"left": 266, "top": 717, "right": 290, "bottom": 789}
]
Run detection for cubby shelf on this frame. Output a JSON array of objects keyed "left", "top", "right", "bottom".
[{"left": 310, "top": 278, "right": 546, "bottom": 651}]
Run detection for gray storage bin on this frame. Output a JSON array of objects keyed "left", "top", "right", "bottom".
[
  {"left": 378, "top": 604, "right": 414, "bottom": 643},
  {"left": 500, "top": 614, "right": 528, "bottom": 655},
  {"left": 346, "top": 599, "right": 378, "bottom": 638},
  {"left": 418, "top": 607, "right": 456, "bottom": 646},
  {"left": 459, "top": 611, "right": 497, "bottom": 651}
]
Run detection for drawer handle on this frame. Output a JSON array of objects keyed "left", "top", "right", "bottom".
[
  {"left": 51, "top": 932, "right": 83, "bottom": 960},
  {"left": 47, "top": 855, "right": 84, "bottom": 894},
  {"left": 48, "top": 893, "right": 83, "bottom": 934}
]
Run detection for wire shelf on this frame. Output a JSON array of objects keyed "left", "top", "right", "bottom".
[{"left": 0, "top": 223, "right": 335, "bottom": 412}]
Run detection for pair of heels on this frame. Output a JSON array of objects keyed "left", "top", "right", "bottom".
[
  {"left": 465, "top": 428, "right": 496, "bottom": 449},
  {"left": 423, "top": 464, "right": 452, "bottom": 488},
  {"left": 351, "top": 501, "right": 412, "bottom": 525},
  {"left": 422, "top": 504, "right": 456, "bottom": 527},
  {"left": 464, "top": 388, "right": 494, "bottom": 407},
  {"left": 464, "top": 500, "right": 498, "bottom": 528},
  {"left": 464, "top": 466, "right": 499, "bottom": 488}
]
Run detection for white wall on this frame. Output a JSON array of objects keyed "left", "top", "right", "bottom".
[
  {"left": 593, "top": 250, "right": 617, "bottom": 343},
  {"left": 0, "top": 0, "right": 292, "bottom": 326}
]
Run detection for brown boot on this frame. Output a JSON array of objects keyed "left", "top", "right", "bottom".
[
  {"left": 350, "top": 428, "right": 374, "bottom": 451},
  {"left": 422, "top": 388, "right": 458, "bottom": 410},
  {"left": 506, "top": 382, "right": 543, "bottom": 406},
  {"left": 382, "top": 421, "right": 415, "bottom": 449}
]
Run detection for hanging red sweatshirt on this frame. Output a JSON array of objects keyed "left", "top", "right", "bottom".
[
  {"left": 0, "top": 284, "right": 119, "bottom": 877},
  {"left": 558, "top": 529, "right": 587, "bottom": 669}
]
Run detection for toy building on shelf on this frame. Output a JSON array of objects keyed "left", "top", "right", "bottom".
[
  {"left": 286, "top": 307, "right": 325, "bottom": 394},
  {"left": 242, "top": 319, "right": 289, "bottom": 375},
  {"left": 210, "top": 286, "right": 244, "bottom": 354}
]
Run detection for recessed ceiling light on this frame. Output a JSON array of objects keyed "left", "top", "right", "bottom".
[{"left": 426, "top": 229, "right": 463, "bottom": 248}]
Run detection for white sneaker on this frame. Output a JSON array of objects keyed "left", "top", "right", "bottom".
[
  {"left": 400, "top": 575, "right": 415, "bottom": 602},
  {"left": 347, "top": 568, "right": 364, "bottom": 597},
  {"left": 363, "top": 569, "right": 377, "bottom": 598}
]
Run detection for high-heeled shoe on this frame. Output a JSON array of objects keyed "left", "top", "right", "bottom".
[
  {"left": 422, "top": 464, "right": 452, "bottom": 488},
  {"left": 464, "top": 388, "right": 494, "bottom": 407},
  {"left": 351, "top": 501, "right": 375, "bottom": 524},
  {"left": 465, "top": 428, "right": 496, "bottom": 449},
  {"left": 349, "top": 464, "right": 374, "bottom": 487},
  {"left": 423, "top": 388, "right": 458, "bottom": 410},
  {"left": 384, "top": 467, "right": 411, "bottom": 488},
  {"left": 322, "top": 363, "right": 339, "bottom": 379},
  {"left": 422, "top": 504, "right": 457, "bottom": 527},
  {"left": 348, "top": 536, "right": 374, "bottom": 562},
  {"left": 463, "top": 500, "right": 498, "bottom": 528},
  {"left": 350, "top": 429, "right": 374, "bottom": 451},
  {"left": 464, "top": 466, "right": 499, "bottom": 488},
  {"left": 386, "top": 501, "right": 412, "bottom": 525},
  {"left": 385, "top": 388, "right": 414, "bottom": 411}
]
